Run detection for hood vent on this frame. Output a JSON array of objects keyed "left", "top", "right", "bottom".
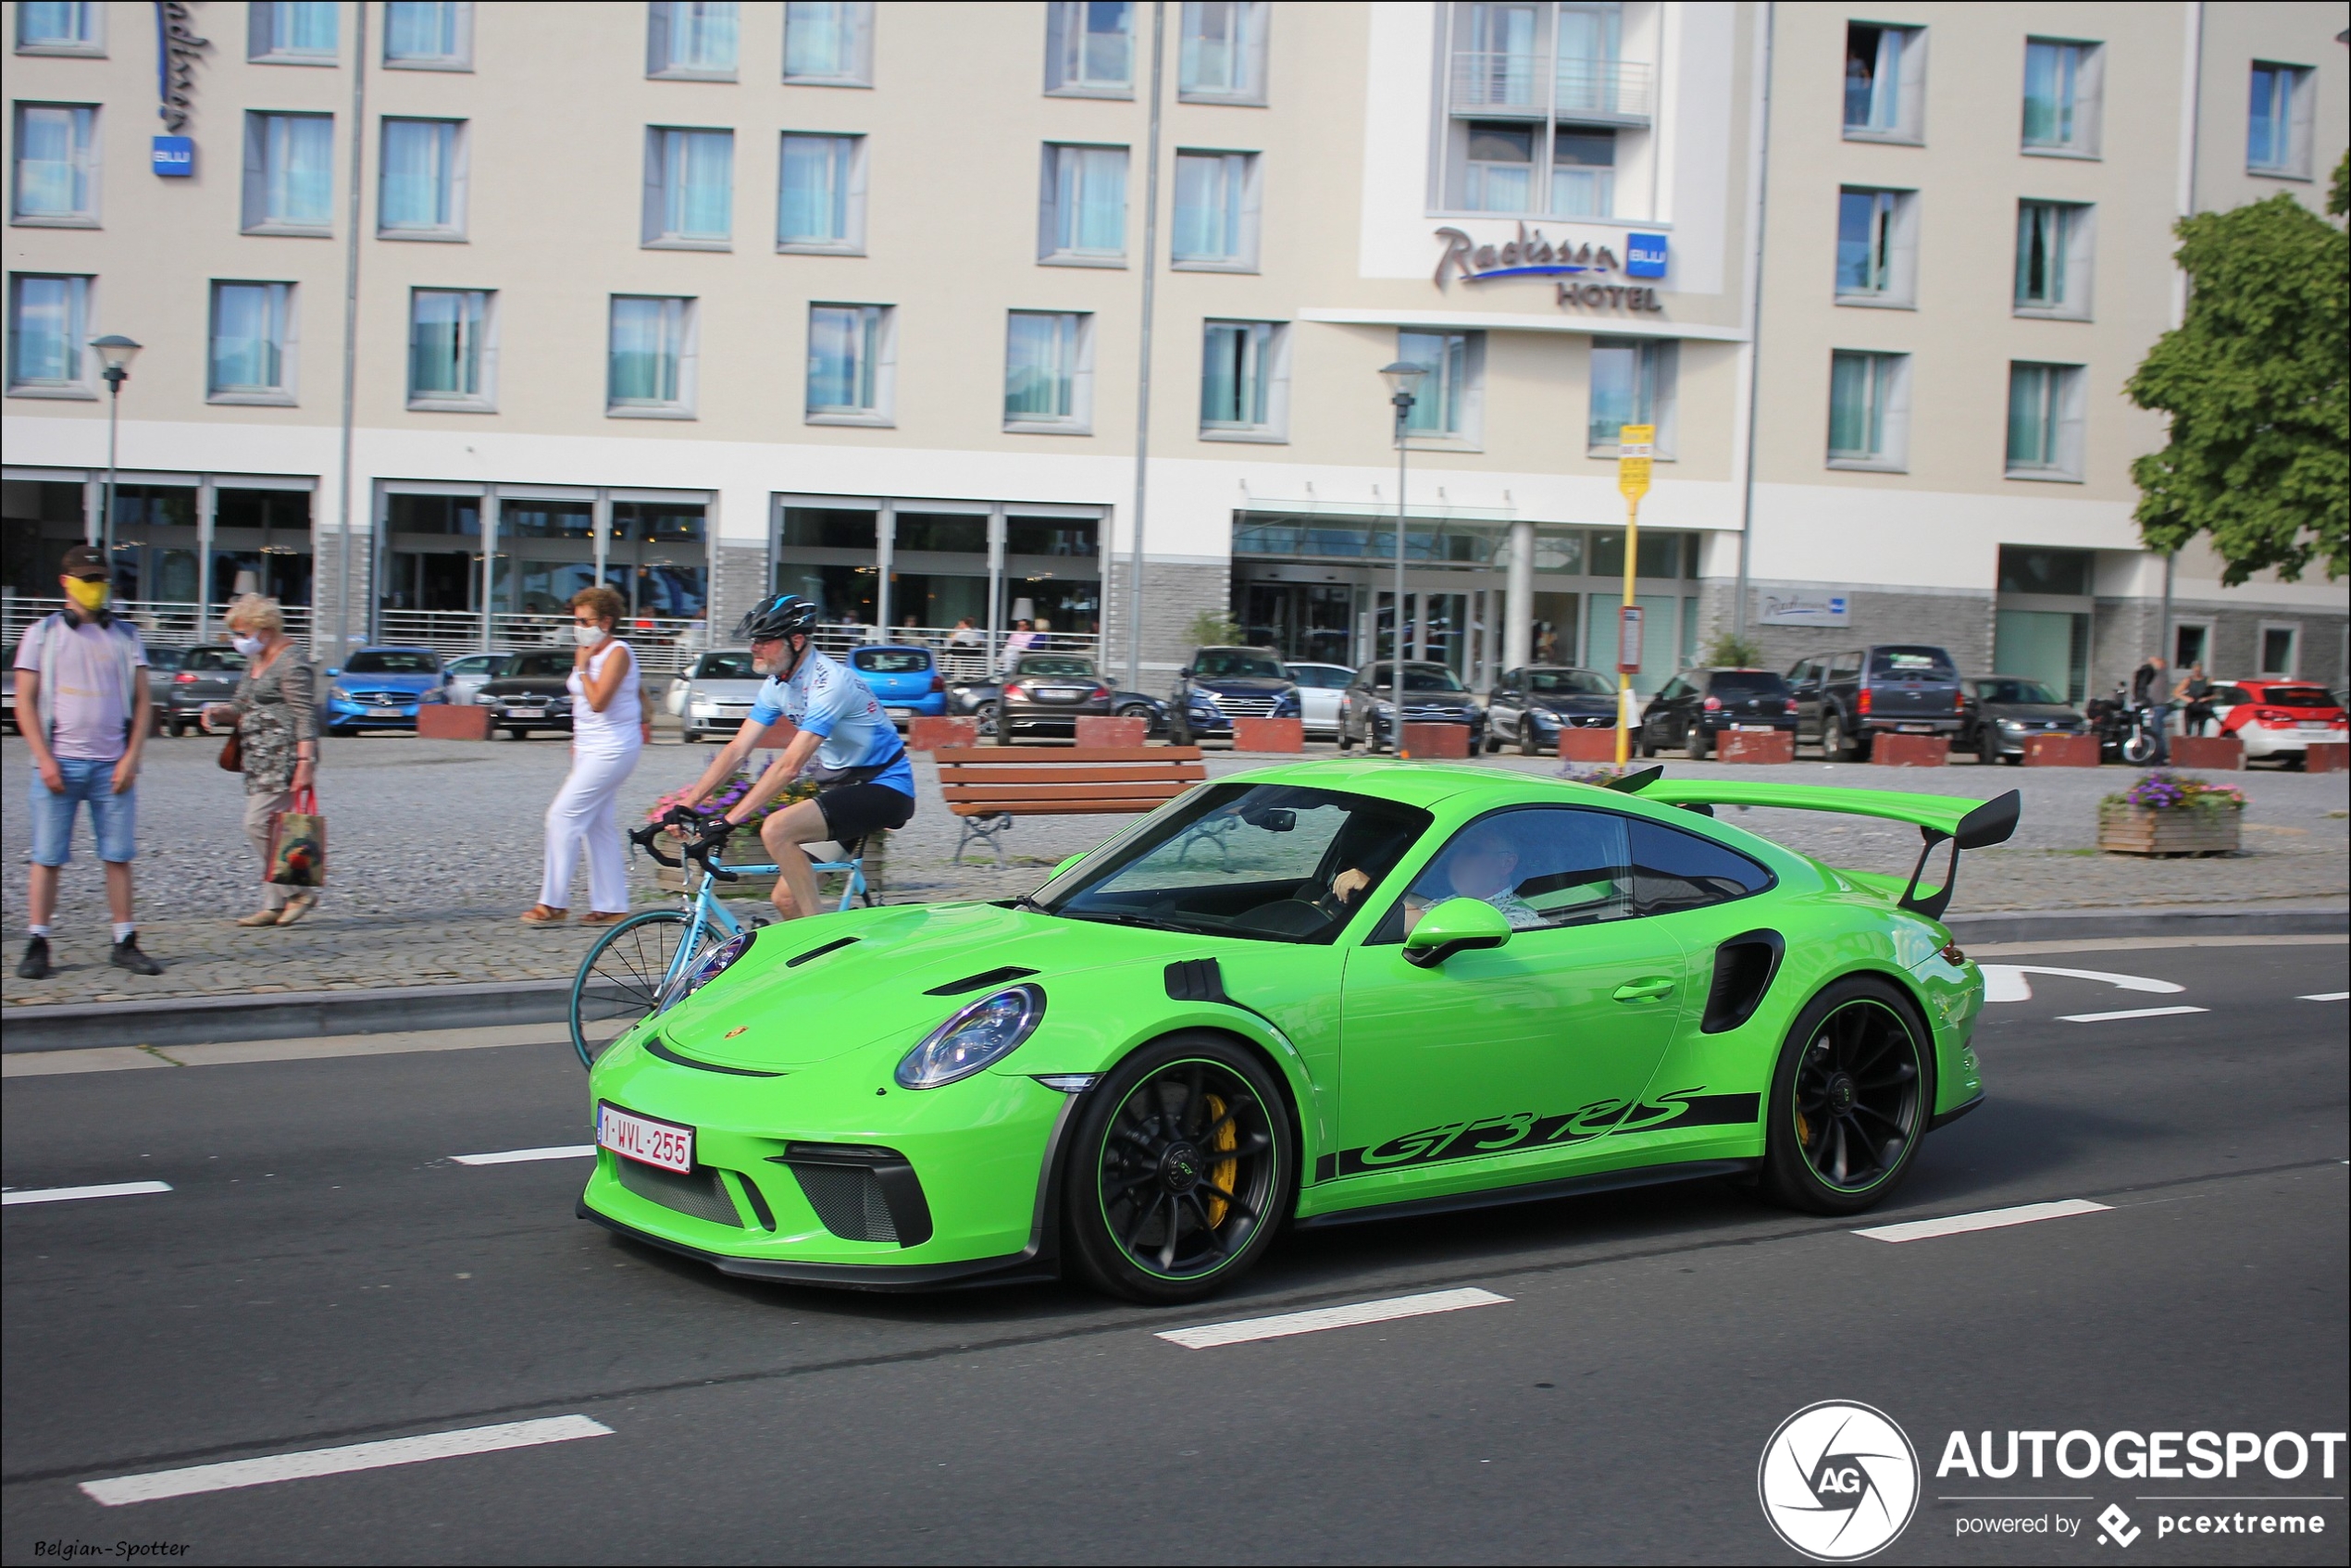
[
  {"left": 785, "top": 936, "right": 860, "bottom": 968},
  {"left": 925, "top": 964, "right": 1039, "bottom": 997},
  {"left": 646, "top": 1036, "right": 784, "bottom": 1077}
]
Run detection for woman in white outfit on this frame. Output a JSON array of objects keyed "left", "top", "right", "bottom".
[{"left": 521, "top": 586, "right": 646, "bottom": 927}]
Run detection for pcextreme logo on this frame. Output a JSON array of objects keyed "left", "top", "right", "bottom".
[{"left": 1758, "top": 1401, "right": 1922, "bottom": 1562}]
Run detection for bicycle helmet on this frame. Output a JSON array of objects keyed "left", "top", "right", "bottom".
[{"left": 733, "top": 592, "right": 819, "bottom": 643}]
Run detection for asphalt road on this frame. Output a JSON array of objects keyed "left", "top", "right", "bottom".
[{"left": 4, "top": 939, "right": 2345, "bottom": 1565}]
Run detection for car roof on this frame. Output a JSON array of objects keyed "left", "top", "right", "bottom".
[{"left": 353, "top": 645, "right": 439, "bottom": 655}]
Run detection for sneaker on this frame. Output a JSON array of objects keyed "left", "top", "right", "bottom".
[
  {"left": 110, "top": 936, "right": 163, "bottom": 976},
  {"left": 519, "top": 904, "right": 568, "bottom": 927},
  {"left": 16, "top": 936, "right": 52, "bottom": 979}
]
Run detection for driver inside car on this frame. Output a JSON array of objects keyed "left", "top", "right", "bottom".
[{"left": 1326, "top": 823, "right": 1545, "bottom": 933}]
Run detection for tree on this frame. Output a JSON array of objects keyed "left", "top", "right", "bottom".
[
  {"left": 2124, "top": 156, "right": 2348, "bottom": 585},
  {"left": 1703, "top": 630, "right": 1764, "bottom": 668},
  {"left": 1184, "top": 608, "right": 1241, "bottom": 647}
]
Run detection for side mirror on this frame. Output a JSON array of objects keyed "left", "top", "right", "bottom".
[
  {"left": 1403, "top": 897, "right": 1512, "bottom": 968},
  {"left": 1176, "top": 666, "right": 1193, "bottom": 679},
  {"left": 325, "top": 667, "right": 341, "bottom": 678}
]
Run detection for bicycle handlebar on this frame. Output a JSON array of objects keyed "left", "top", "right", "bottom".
[
  {"left": 683, "top": 828, "right": 740, "bottom": 882},
  {"left": 627, "top": 819, "right": 682, "bottom": 867}
]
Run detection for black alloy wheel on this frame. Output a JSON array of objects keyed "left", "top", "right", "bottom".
[
  {"left": 1685, "top": 719, "right": 1711, "bottom": 761},
  {"left": 1064, "top": 1034, "right": 1293, "bottom": 1304},
  {"left": 1760, "top": 977, "right": 1933, "bottom": 1214}
]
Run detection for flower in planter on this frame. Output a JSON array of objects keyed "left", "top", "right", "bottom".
[
  {"left": 2106, "top": 770, "right": 2246, "bottom": 813},
  {"left": 644, "top": 771, "right": 821, "bottom": 828}
]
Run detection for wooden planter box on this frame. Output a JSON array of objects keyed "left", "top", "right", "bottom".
[
  {"left": 2169, "top": 735, "right": 2243, "bottom": 770},
  {"left": 1558, "top": 727, "right": 1621, "bottom": 763},
  {"left": 1400, "top": 722, "right": 1470, "bottom": 759},
  {"left": 908, "top": 716, "right": 978, "bottom": 751},
  {"left": 2097, "top": 803, "right": 2241, "bottom": 857},
  {"left": 1871, "top": 734, "right": 1949, "bottom": 767},
  {"left": 1075, "top": 716, "right": 1150, "bottom": 748},
  {"left": 1231, "top": 716, "right": 1304, "bottom": 753},
  {"left": 2024, "top": 733, "right": 2100, "bottom": 767},
  {"left": 1718, "top": 729, "right": 1793, "bottom": 765},
  {"left": 417, "top": 703, "right": 491, "bottom": 741}
]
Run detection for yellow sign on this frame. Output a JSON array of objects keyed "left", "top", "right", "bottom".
[{"left": 1616, "top": 424, "right": 1654, "bottom": 502}]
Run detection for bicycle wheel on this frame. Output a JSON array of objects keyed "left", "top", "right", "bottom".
[{"left": 569, "top": 910, "right": 715, "bottom": 1070}]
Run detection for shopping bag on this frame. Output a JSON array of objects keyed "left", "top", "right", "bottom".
[{"left": 267, "top": 786, "right": 327, "bottom": 888}]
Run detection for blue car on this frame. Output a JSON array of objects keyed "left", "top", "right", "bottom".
[
  {"left": 324, "top": 645, "right": 446, "bottom": 733},
  {"left": 848, "top": 644, "right": 946, "bottom": 726}
]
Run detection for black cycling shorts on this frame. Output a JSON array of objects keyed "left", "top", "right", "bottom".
[{"left": 816, "top": 782, "right": 915, "bottom": 846}]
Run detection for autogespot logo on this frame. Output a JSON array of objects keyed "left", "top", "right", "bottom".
[{"left": 1759, "top": 1401, "right": 1922, "bottom": 1562}]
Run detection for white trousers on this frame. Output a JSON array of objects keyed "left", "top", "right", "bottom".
[{"left": 540, "top": 744, "right": 641, "bottom": 914}]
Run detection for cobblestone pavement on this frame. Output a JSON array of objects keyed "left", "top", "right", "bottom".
[{"left": 6, "top": 730, "right": 2344, "bottom": 1007}]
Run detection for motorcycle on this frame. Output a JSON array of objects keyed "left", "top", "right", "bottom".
[{"left": 2086, "top": 686, "right": 2162, "bottom": 765}]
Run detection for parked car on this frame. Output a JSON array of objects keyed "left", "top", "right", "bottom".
[
  {"left": 1787, "top": 644, "right": 1964, "bottom": 760},
  {"left": 849, "top": 643, "right": 948, "bottom": 727},
  {"left": 1638, "top": 667, "right": 1799, "bottom": 760},
  {"left": 162, "top": 645, "right": 251, "bottom": 736},
  {"left": 1337, "top": 661, "right": 1486, "bottom": 753},
  {"left": 1959, "top": 676, "right": 2087, "bottom": 764},
  {"left": 1283, "top": 662, "right": 1356, "bottom": 738},
  {"left": 672, "top": 649, "right": 763, "bottom": 742},
  {"left": 1486, "top": 665, "right": 1619, "bottom": 754},
  {"left": 2209, "top": 678, "right": 2347, "bottom": 765},
  {"left": 323, "top": 646, "right": 445, "bottom": 734},
  {"left": 475, "top": 649, "right": 577, "bottom": 740},
  {"left": 0, "top": 667, "right": 15, "bottom": 733},
  {"left": 1171, "top": 646, "right": 1300, "bottom": 744},
  {"left": 442, "top": 652, "right": 504, "bottom": 706},
  {"left": 143, "top": 645, "right": 187, "bottom": 712},
  {"left": 945, "top": 663, "right": 1166, "bottom": 739}
]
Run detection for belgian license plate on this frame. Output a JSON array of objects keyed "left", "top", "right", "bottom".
[
  {"left": 510, "top": 707, "right": 546, "bottom": 719},
  {"left": 887, "top": 706, "right": 915, "bottom": 717},
  {"left": 1898, "top": 724, "right": 1933, "bottom": 733},
  {"left": 2298, "top": 722, "right": 2331, "bottom": 730},
  {"left": 367, "top": 706, "right": 404, "bottom": 718},
  {"left": 1041, "top": 688, "right": 1081, "bottom": 701},
  {"left": 598, "top": 1103, "right": 693, "bottom": 1173},
  {"left": 1733, "top": 724, "right": 1773, "bottom": 732}
]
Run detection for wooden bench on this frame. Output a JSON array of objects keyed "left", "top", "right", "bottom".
[{"left": 936, "top": 745, "right": 1206, "bottom": 866}]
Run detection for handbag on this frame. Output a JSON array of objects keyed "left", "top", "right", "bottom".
[
  {"left": 217, "top": 728, "right": 243, "bottom": 773},
  {"left": 266, "top": 785, "right": 327, "bottom": 888}
]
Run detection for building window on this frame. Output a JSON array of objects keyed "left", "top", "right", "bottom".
[
  {"left": 805, "top": 303, "right": 892, "bottom": 423},
  {"left": 1835, "top": 187, "right": 1916, "bottom": 307},
  {"left": 1200, "top": 319, "right": 1287, "bottom": 439},
  {"left": 1826, "top": 350, "right": 1909, "bottom": 470},
  {"left": 1587, "top": 336, "right": 1674, "bottom": 455},
  {"left": 2257, "top": 623, "right": 2301, "bottom": 678},
  {"left": 648, "top": 1, "right": 739, "bottom": 78},
  {"left": 16, "top": 3, "right": 104, "bottom": 55},
  {"left": 1439, "top": 1, "right": 1648, "bottom": 219},
  {"left": 1843, "top": 22, "right": 1924, "bottom": 143},
  {"left": 208, "top": 280, "right": 296, "bottom": 402},
  {"left": 783, "top": 1, "right": 872, "bottom": 84},
  {"left": 2006, "top": 362, "right": 2085, "bottom": 480},
  {"left": 250, "top": 1, "right": 339, "bottom": 63},
  {"left": 644, "top": 127, "right": 733, "bottom": 247},
  {"left": 1171, "top": 150, "right": 1258, "bottom": 269},
  {"left": 6, "top": 273, "right": 91, "bottom": 394},
  {"left": 1039, "top": 143, "right": 1127, "bottom": 264},
  {"left": 777, "top": 132, "right": 864, "bottom": 252},
  {"left": 1004, "top": 310, "right": 1092, "bottom": 431},
  {"left": 607, "top": 295, "right": 696, "bottom": 416},
  {"left": 2021, "top": 38, "right": 2101, "bottom": 156},
  {"left": 1179, "top": 1, "right": 1266, "bottom": 104},
  {"left": 1046, "top": 0, "right": 1132, "bottom": 95},
  {"left": 379, "top": 118, "right": 466, "bottom": 237},
  {"left": 2247, "top": 63, "right": 2313, "bottom": 178},
  {"left": 2014, "top": 201, "right": 2092, "bottom": 317},
  {"left": 1397, "top": 328, "right": 1481, "bottom": 443},
  {"left": 11, "top": 104, "right": 99, "bottom": 224},
  {"left": 383, "top": 2, "right": 471, "bottom": 69},
  {"left": 243, "top": 112, "right": 335, "bottom": 233},
  {"left": 408, "top": 288, "right": 493, "bottom": 408}
]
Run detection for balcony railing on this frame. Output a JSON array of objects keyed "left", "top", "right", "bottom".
[
  {"left": 0, "top": 597, "right": 316, "bottom": 654},
  {"left": 1449, "top": 52, "right": 1652, "bottom": 123}
]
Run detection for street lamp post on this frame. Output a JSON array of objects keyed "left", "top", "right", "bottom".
[
  {"left": 89, "top": 335, "right": 143, "bottom": 570},
  {"left": 1378, "top": 361, "right": 1426, "bottom": 757}
]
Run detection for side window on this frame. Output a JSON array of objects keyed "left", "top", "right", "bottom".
[
  {"left": 1828, "top": 653, "right": 1862, "bottom": 682},
  {"left": 1375, "top": 807, "right": 1635, "bottom": 940},
  {"left": 1627, "top": 818, "right": 1773, "bottom": 916},
  {"left": 1789, "top": 659, "right": 1817, "bottom": 687}
]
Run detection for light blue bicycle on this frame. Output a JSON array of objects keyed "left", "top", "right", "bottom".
[{"left": 567, "top": 815, "right": 872, "bottom": 1068}]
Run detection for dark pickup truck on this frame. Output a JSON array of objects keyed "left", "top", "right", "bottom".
[{"left": 1787, "top": 644, "right": 1964, "bottom": 760}]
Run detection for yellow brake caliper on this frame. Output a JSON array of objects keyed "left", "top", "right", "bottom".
[{"left": 1203, "top": 1093, "right": 1238, "bottom": 1227}]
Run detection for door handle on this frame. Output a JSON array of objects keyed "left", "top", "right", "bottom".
[{"left": 1612, "top": 977, "right": 1675, "bottom": 1002}]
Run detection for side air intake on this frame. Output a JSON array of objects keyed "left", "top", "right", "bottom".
[{"left": 1702, "top": 929, "right": 1785, "bottom": 1034}]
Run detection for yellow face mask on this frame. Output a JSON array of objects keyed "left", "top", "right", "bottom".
[{"left": 64, "top": 576, "right": 110, "bottom": 613}]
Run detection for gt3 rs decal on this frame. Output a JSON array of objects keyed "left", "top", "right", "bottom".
[{"left": 1326, "top": 1089, "right": 1761, "bottom": 1180}]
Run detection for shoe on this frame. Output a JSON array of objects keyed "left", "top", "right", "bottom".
[
  {"left": 579, "top": 911, "right": 629, "bottom": 927},
  {"left": 519, "top": 904, "right": 568, "bottom": 927},
  {"left": 275, "top": 893, "right": 317, "bottom": 927},
  {"left": 110, "top": 937, "right": 163, "bottom": 976},
  {"left": 16, "top": 936, "right": 52, "bottom": 979},
  {"left": 236, "top": 909, "right": 281, "bottom": 927}
]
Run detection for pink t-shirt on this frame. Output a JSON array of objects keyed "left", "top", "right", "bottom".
[{"left": 13, "top": 616, "right": 146, "bottom": 762}]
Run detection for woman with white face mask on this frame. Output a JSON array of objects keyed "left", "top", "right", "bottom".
[
  {"left": 201, "top": 593, "right": 320, "bottom": 927},
  {"left": 522, "top": 586, "right": 648, "bottom": 927}
]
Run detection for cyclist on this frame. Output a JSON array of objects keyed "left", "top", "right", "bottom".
[{"left": 668, "top": 593, "right": 914, "bottom": 921}]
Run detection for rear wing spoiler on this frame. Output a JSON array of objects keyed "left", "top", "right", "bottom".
[{"left": 1613, "top": 774, "right": 2021, "bottom": 921}]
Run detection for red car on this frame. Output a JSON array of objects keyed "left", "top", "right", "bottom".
[{"left": 2206, "top": 678, "right": 2347, "bottom": 765}]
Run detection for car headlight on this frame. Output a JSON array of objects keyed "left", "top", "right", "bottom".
[
  {"left": 1997, "top": 718, "right": 2027, "bottom": 731},
  {"left": 895, "top": 985, "right": 1046, "bottom": 1089},
  {"left": 330, "top": 686, "right": 353, "bottom": 702},
  {"left": 665, "top": 928, "right": 755, "bottom": 1006}
]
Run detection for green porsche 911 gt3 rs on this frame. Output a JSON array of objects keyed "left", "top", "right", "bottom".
[{"left": 579, "top": 760, "right": 2015, "bottom": 1302}]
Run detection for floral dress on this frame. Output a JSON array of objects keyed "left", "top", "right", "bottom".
[{"left": 233, "top": 651, "right": 320, "bottom": 794}]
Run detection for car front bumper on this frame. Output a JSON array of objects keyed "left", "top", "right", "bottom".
[{"left": 325, "top": 697, "right": 432, "bottom": 727}]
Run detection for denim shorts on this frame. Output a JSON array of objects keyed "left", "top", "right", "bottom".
[{"left": 28, "top": 757, "right": 138, "bottom": 865}]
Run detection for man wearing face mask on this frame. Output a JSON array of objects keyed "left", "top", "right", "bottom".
[{"left": 13, "top": 544, "right": 163, "bottom": 978}]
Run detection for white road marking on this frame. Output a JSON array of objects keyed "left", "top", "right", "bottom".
[
  {"left": 2059, "top": 1005, "right": 2209, "bottom": 1024},
  {"left": 1979, "top": 964, "right": 2185, "bottom": 1005},
  {"left": 2299, "top": 991, "right": 2349, "bottom": 1002},
  {"left": 451, "top": 1146, "right": 595, "bottom": 1166},
  {"left": 1855, "top": 1199, "right": 2111, "bottom": 1243},
  {"left": 79, "top": 1415, "right": 615, "bottom": 1507},
  {"left": 2, "top": 1181, "right": 173, "bottom": 1207},
  {"left": 1156, "top": 1287, "right": 1509, "bottom": 1350}
]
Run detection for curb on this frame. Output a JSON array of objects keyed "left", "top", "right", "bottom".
[{"left": 3, "top": 903, "right": 2345, "bottom": 1053}]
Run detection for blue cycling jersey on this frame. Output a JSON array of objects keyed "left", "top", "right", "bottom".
[{"left": 748, "top": 648, "right": 915, "bottom": 798}]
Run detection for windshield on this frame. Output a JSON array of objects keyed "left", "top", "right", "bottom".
[
  {"left": 1524, "top": 667, "right": 1613, "bottom": 696},
  {"left": 503, "top": 651, "right": 574, "bottom": 678},
  {"left": 1036, "top": 784, "right": 1430, "bottom": 944},
  {"left": 853, "top": 649, "right": 933, "bottom": 674},
  {"left": 1976, "top": 678, "right": 2063, "bottom": 704},
  {"left": 1708, "top": 671, "right": 1791, "bottom": 696},
  {"left": 1017, "top": 656, "right": 1099, "bottom": 678},
  {"left": 696, "top": 652, "right": 757, "bottom": 679},
  {"left": 346, "top": 651, "right": 438, "bottom": 676},
  {"left": 1195, "top": 649, "right": 1286, "bottom": 680},
  {"left": 147, "top": 648, "right": 185, "bottom": 673},
  {"left": 1366, "top": 664, "right": 1468, "bottom": 693},
  {"left": 1869, "top": 647, "right": 1957, "bottom": 679}
]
